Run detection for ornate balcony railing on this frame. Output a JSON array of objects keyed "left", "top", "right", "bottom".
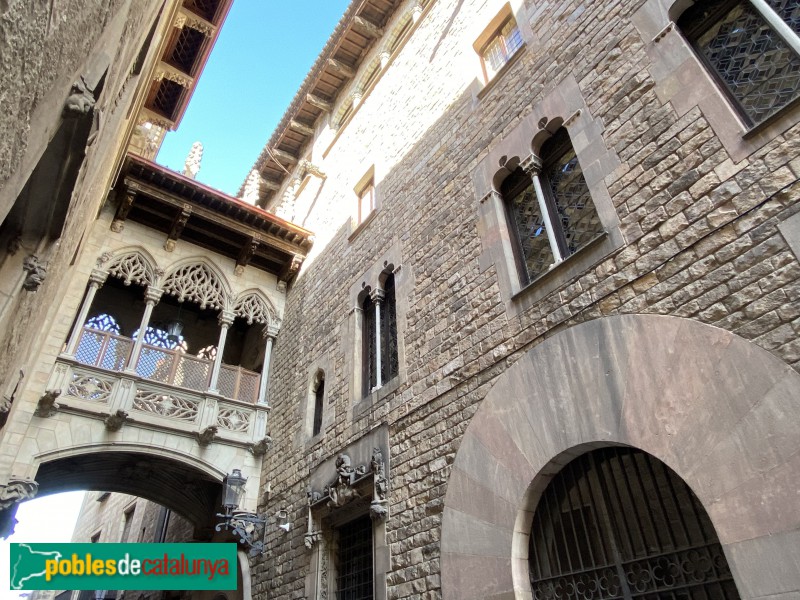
[
  {"left": 74, "top": 327, "right": 261, "bottom": 404},
  {"left": 47, "top": 359, "right": 270, "bottom": 448}
]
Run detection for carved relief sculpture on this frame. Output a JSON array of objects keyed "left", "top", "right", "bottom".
[{"left": 34, "top": 389, "right": 61, "bottom": 418}]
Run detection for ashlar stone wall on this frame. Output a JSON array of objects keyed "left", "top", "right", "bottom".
[{"left": 255, "top": 0, "right": 799, "bottom": 598}]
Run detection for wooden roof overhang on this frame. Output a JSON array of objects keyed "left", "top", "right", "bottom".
[
  {"left": 116, "top": 154, "right": 313, "bottom": 283},
  {"left": 143, "top": 0, "right": 234, "bottom": 130},
  {"left": 243, "top": 0, "right": 403, "bottom": 204}
]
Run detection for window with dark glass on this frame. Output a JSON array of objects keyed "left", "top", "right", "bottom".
[
  {"left": 361, "top": 275, "right": 399, "bottom": 398},
  {"left": 504, "top": 127, "right": 603, "bottom": 285},
  {"left": 335, "top": 515, "right": 373, "bottom": 600},
  {"left": 679, "top": 0, "right": 800, "bottom": 127},
  {"left": 312, "top": 374, "right": 324, "bottom": 437},
  {"left": 362, "top": 293, "right": 377, "bottom": 397},
  {"left": 529, "top": 447, "right": 741, "bottom": 600}
]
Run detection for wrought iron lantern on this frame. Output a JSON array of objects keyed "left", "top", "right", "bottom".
[{"left": 216, "top": 469, "right": 267, "bottom": 556}]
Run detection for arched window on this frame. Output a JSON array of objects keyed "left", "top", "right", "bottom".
[
  {"left": 505, "top": 127, "right": 603, "bottom": 284},
  {"left": 361, "top": 275, "right": 399, "bottom": 397},
  {"left": 529, "top": 447, "right": 741, "bottom": 599},
  {"left": 85, "top": 314, "right": 121, "bottom": 334},
  {"left": 678, "top": 0, "right": 800, "bottom": 128}
]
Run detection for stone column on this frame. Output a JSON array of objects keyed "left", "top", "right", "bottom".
[
  {"left": 208, "top": 310, "right": 235, "bottom": 394},
  {"left": 63, "top": 269, "right": 108, "bottom": 356},
  {"left": 125, "top": 286, "right": 163, "bottom": 374},
  {"left": 371, "top": 288, "right": 386, "bottom": 390},
  {"left": 522, "top": 154, "right": 563, "bottom": 265},
  {"left": 257, "top": 323, "right": 279, "bottom": 405}
]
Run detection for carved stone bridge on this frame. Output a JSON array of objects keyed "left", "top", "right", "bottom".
[{"left": 0, "top": 157, "right": 312, "bottom": 537}]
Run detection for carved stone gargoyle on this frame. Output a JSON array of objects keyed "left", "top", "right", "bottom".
[
  {"left": 197, "top": 425, "right": 218, "bottom": 447},
  {"left": 249, "top": 436, "right": 273, "bottom": 457},
  {"left": 22, "top": 255, "right": 46, "bottom": 292},
  {"left": 34, "top": 390, "right": 61, "bottom": 418},
  {"left": 63, "top": 76, "right": 96, "bottom": 118},
  {"left": 104, "top": 409, "right": 129, "bottom": 432}
]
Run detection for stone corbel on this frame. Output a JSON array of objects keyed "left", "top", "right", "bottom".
[
  {"left": 197, "top": 425, "right": 218, "bottom": 447},
  {"left": 22, "top": 255, "right": 47, "bottom": 292},
  {"left": 34, "top": 390, "right": 61, "bottom": 418},
  {"left": 165, "top": 204, "right": 192, "bottom": 252},
  {"left": 298, "top": 159, "right": 327, "bottom": 180},
  {"left": 279, "top": 254, "right": 304, "bottom": 285},
  {"left": 249, "top": 435, "right": 273, "bottom": 457},
  {"left": 235, "top": 238, "right": 258, "bottom": 276},
  {"left": 104, "top": 409, "right": 129, "bottom": 432},
  {"left": 111, "top": 188, "right": 135, "bottom": 233}
]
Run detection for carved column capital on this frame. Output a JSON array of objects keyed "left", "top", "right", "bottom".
[
  {"left": 89, "top": 269, "right": 108, "bottom": 286},
  {"left": 263, "top": 322, "right": 280, "bottom": 340},
  {"left": 218, "top": 310, "right": 236, "bottom": 327},
  {"left": 521, "top": 154, "right": 543, "bottom": 176},
  {"left": 144, "top": 286, "right": 163, "bottom": 305},
  {"left": 370, "top": 288, "right": 386, "bottom": 304}
]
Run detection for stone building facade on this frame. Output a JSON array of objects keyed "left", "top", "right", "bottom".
[
  {"left": 1, "top": 0, "right": 799, "bottom": 599},
  {"left": 245, "top": 0, "right": 800, "bottom": 599}
]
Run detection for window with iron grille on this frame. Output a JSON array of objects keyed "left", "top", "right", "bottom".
[
  {"left": 335, "top": 515, "right": 374, "bottom": 600},
  {"left": 120, "top": 505, "right": 136, "bottom": 543},
  {"left": 504, "top": 127, "right": 604, "bottom": 285},
  {"left": 529, "top": 447, "right": 741, "bottom": 600},
  {"left": 361, "top": 275, "right": 398, "bottom": 397},
  {"left": 678, "top": 0, "right": 800, "bottom": 127},
  {"left": 480, "top": 16, "right": 523, "bottom": 81}
]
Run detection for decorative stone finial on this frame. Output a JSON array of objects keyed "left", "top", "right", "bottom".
[{"left": 183, "top": 141, "right": 204, "bottom": 179}]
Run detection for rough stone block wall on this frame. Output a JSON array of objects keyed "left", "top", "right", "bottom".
[
  {"left": 255, "top": 0, "right": 799, "bottom": 598},
  {"left": 0, "top": 0, "right": 170, "bottom": 420}
]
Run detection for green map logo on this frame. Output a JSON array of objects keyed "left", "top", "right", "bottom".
[{"left": 10, "top": 543, "right": 237, "bottom": 591}]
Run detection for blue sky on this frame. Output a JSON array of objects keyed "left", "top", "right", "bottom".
[{"left": 157, "top": 0, "right": 351, "bottom": 196}]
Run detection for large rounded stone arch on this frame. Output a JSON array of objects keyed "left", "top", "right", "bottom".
[
  {"left": 32, "top": 442, "right": 225, "bottom": 528},
  {"left": 441, "top": 314, "right": 800, "bottom": 600}
]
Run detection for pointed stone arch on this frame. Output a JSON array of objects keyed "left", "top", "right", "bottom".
[
  {"left": 440, "top": 314, "right": 800, "bottom": 600},
  {"left": 232, "top": 289, "right": 276, "bottom": 325},
  {"left": 161, "top": 258, "right": 232, "bottom": 310},
  {"left": 102, "top": 247, "right": 160, "bottom": 287}
]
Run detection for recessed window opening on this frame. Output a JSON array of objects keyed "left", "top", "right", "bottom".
[
  {"left": 312, "top": 371, "right": 324, "bottom": 437},
  {"left": 335, "top": 515, "right": 374, "bottom": 600},
  {"left": 479, "top": 15, "right": 523, "bottom": 81},
  {"left": 504, "top": 127, "right": 603, "bottom": 284},
  {"left": 678, "top": 0, "right": 800, "bottom": 128},
  {"left": 358, "top": 180, "right": 376, "bottom": 225}
]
